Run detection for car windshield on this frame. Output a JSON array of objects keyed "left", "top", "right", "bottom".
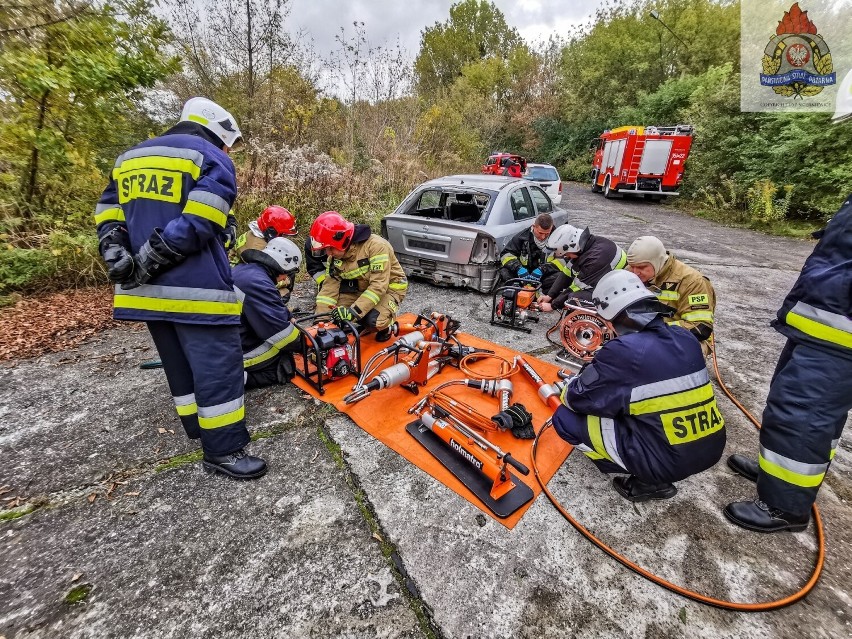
[{"left": 527, "top": 166, "right": 559, "bottom": 181}]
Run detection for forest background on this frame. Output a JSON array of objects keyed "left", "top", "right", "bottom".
[{"left": 2, "top": 0, "right": 851, "bottom": 299}]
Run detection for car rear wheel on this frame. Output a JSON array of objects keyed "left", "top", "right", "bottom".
[
  {"left": 591, "top": 171, "right": 603, "bottom": 193},
  {"left": 603, "top": 175, "right": 616, "bottom": 199}
]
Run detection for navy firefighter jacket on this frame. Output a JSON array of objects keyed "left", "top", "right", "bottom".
[
  {"left": 558, "top": 317, "right": 725, "bottom": 484},
  {"left": 232, "top": 262, "right": 300, "bottom": 371},
  {"left": 94, "top": 122, "right": 240, "bottom": 325},
  {"left": 774, "top": 194, "right": 852, "bottom": 360}
]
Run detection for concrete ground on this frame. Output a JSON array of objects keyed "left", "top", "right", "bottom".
[{"left": 1, "top": 185, "right": 849, "bottom": 638}]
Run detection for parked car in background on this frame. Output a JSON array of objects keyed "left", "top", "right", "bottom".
[
  {"left": 381, "top": 175, "right": 568, "bottom": 293},
  {"left": 524, "top": 163, "right": 562, "bottom": 204}
]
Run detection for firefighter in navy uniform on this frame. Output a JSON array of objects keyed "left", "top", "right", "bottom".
[
  {"left": 539, "top": 224, "right": 628, "bottom": 312},
  {"left": 725, "top": 193, "right": 852, "bottom": 532},
  {"left": 233, "top": 237, "right": 304, "bottom": 389},
  {"left": 552, "top": 270, "right": 726, "bottom": 501},
  {"left": 94, "top": 97, "right": 265, "bottom": 480},
  {"left": 311, "top": 211, "right": 408, "bottom": 341},
  {"left": 497, "top": 213, "right": 558, "bottom": 290}
]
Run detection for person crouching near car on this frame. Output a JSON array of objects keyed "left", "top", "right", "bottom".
[
  {"left": 498, "top": 213, "right": 559, "bottom": 290},
  {"left": 232, "top": 237, "right": 305, "bottom": 389},
  {"left": 551, "top": 270, "right": 725, "bottom": 501},
  {"left": 310, "top": 211, "right": 408, "bottom": 342},
  {"left": 538, "top": 224, "right": 627, "bottom": 312},
  {"left": 627, "top": 235, "right": 716, "bottom": 357}
]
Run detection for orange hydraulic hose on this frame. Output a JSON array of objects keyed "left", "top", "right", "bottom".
[{"left": 531, "top": 339, "right": 826, "bottom": 611}]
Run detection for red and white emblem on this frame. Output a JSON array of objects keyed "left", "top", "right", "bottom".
[{"left": 786, "top": 43, "right": 810, "bottom": 67}]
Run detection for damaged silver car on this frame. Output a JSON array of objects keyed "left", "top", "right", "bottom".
[{"left": 381, "top": 175, "right": 568, "bottom": 293}]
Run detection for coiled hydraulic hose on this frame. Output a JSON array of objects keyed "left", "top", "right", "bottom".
[{"left": 531, "top": 339, "right": 825, "bottom": 611}]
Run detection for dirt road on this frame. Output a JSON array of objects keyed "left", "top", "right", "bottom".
[{"left": 1, "top": 184, "right": 849, "bottom": 638}]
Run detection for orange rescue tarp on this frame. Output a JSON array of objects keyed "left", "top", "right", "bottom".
[{"left": 292, "top": 315, "right": 572, "bottom": 529}]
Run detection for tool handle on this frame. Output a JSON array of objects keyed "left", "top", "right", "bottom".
[{"left": 503, "top": 453, "right": 530, "bottom": 476}]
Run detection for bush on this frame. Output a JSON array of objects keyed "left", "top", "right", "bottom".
[{"left": 0, "top": 231, "right": 104, "bottom": 294}]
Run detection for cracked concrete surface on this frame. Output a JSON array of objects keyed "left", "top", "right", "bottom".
[{"left": 1, "top": 185, "right": 850, "bottom": 638}]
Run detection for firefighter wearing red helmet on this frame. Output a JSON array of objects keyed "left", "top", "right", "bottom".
[
  {"left": 310, "top": 211, "right": 407, "bottom": 341},
  {"left": 230, "top": 206, "right": 300, "bottom": 300},
  {"left": 232, "top": 206, "right": 297, "bottom": 262}
]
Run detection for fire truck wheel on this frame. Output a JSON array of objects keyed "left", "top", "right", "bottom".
[
  {"left": 591, "top": 171, "right": 602, "bottom": 193},
  {"left": 603, "top": 175, "right": 616, "bottom": 199}
]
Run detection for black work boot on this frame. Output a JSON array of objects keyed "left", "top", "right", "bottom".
[
  {"left": 612, "top": 475, "right": 677, "bottom": 502},
  {"left": 727, "top": 454, "right": 759, "bottom": 482},
  {"left": 203, "top": 448, "right": 267, "bottom": 480},
  {"left": 724, "top": 499, "right": 809, "bottom": 533}
]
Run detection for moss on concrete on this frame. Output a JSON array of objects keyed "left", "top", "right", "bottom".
[
  {"left": 64, "top": 583, "right": 92, "bottom": 604},
  {"left": 0, "top": 504, "right": 37, "bottom": 522}
]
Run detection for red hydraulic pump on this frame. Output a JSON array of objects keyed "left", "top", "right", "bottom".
[{"left": 590, "top": 125, "right": 693, "bottom": 200}]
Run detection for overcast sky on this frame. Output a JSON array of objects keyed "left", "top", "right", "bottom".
[{"left": 288, "top": 0, "right": 606, "bottom": 64}]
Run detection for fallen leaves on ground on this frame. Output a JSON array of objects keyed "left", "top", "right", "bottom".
[{"left": 0, "top": 288, "right": 120, "bottom": 362}]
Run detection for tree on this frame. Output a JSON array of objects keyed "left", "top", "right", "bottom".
[
  {"left": 0, "top": 0, "right": 177, "bottom": 220},
  {"left": 414, "top": 0, "right": 521, "bottom": 93}
]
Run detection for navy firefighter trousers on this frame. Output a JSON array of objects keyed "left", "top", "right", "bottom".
[
  {"left": 757, "top": 339, "right": 852, "bottom": 516},
  {"left": 147, "top": 321, "right": 249, "bottom": 456}
]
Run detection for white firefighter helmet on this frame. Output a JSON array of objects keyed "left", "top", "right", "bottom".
[
  {"left": 832, "top": 68, "right": 852, "bottom": 124},
  {"left": 592, "top": 270, "right": 656, "bottom": 321},
  {"left": 180, "top": 97, "right": 244, "bottom": 150},
  {"left": 262, "top": 237, "right": 302, "bottom": 274},
  {"left": 547, "top": 224, "right": 589, "bottom": 257}
]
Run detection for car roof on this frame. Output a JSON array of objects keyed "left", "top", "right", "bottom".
[
  {"left": 419, "top": 174, "right": 526, "bottom": 191},
  {"left": 526, "top": 163, "right": 558, "bottom": 170}
]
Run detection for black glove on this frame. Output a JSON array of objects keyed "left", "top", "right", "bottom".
[
  {"left": 122, "top": 228, "right": 185, "bottom": 290},
  {"left": 99, "top": 227, "right": 135, "bottom": 284},
  {"left": 505, "top": 403, "right": 535, "bottom": 439},
  {"left": 331, "top": 306, "right": 355, "bottom": 323},
  {"left": 222, "top": 213, "right": 238, "bottom": 250}
]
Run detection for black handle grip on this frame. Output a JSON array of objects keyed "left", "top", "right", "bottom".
[{"left": 504, "top": 453, "right": 530, "bottom": 476}]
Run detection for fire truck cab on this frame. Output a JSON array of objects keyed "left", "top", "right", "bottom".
[{"left": 590, "top": 125, "right": 693, "bottom": 200}]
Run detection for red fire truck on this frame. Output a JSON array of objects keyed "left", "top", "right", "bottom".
[{"left": 590, "top": 125, "right": 693, "bottom": 200}]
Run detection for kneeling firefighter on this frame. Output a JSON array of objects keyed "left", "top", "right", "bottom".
[
  {"left": 232, "top": 237, "right": 305, "bottom": 389},
  {"left": 552, "top": 270, "right": 726, "bottom": 501},
  {"left": 311, "top": 211, "right": 408, "bottom": 341}
]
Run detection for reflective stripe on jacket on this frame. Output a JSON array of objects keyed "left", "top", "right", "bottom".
[
  {"left": 774, "top": 195, "right": 852, "bottom": 358},
  {"left": 232, "top": 263, "right": 299, "bottom": 370},
  {"left": 652, "top": 253, "right": 716, "bottom": 338},
  {"left": 94, "top": 122, "right": 239, "bottom": 325},
  {"left": 317, "top": 231, "right": 407, "bottom": 317},
  {"left": 559, "top": 317, "right": 725, "bottom": 483}
]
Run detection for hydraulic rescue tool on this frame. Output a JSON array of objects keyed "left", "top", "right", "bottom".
[
  {"left": 342, "top": 311, "right": 493, "bottom": 405},
  {"left": 515, "top": 355, "right": 573, "bottom": 411},
  {"left": 292, "top": 312, "right": 362, "bottom": 395},
  {"left": 407, "top": 380, "right": 534, "bottom": 518},
  {"left": 546, "top": 298, "right": 616, "bottom": 366},
  {"left": 491, "top": 278, "right": 542, "bottom": 333}
]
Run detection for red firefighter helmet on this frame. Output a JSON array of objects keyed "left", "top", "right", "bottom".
[
  {"left": 258, "top": 206, "right": 297, "bottom": 240},
  {"left": 310, "top": 211, "right": 354, "bottom": 251}
]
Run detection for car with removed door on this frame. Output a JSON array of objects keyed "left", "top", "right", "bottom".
[
  {"left": 381, "top": 174, "right": 568, "bottom": 293},
  {"left": 524, "top": 163, "right": 562, "bottom": 204}
]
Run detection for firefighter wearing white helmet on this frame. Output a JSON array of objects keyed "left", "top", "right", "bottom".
[
  {"left": 832, "top": 68, "right": 852, "bottom": 124},
  {"left": 94, "top": 95, "right": 266, "bottom": 479},
  {"left": 551, "top": 269, "right": 725, "bottom": 502},
  {"left": 181, "top": 97, "right": 244, "bottom": 151},
  {"left": 627, "top": 235, "right": 716, "bottom": 356},
  {"left": 538, "top": 224, "right": 627, "bottom": 312},
  {"left": 232, "top": 237, "right": 305, "bottom": 389}
]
